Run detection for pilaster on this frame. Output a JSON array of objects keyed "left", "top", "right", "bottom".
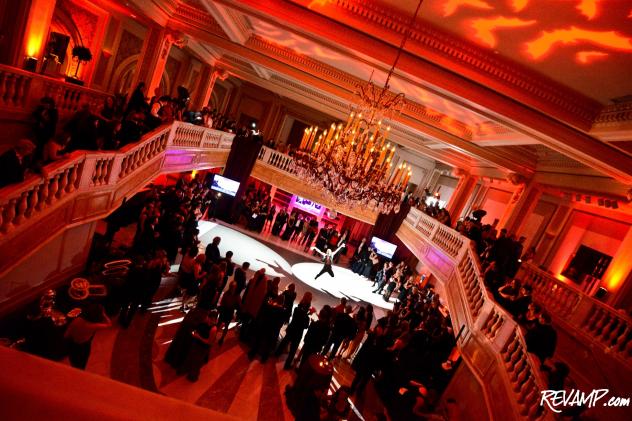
[
  {"left": 497, "top": 174, "right": 540, "bottom": 234},
  {"left": 133, "top": 27, "right": 187, "bottom": 98},
  {"left": 446, "top": 169, "right": 478, "bottom": 222}
]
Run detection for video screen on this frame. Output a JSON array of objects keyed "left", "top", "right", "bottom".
[
  {"left": 292, "top": 195, "right": 323, "bottom": 215},
  {"left": 370, "top": 236, "right": 397, "bottom": 259},
  {"left": 211, "top": 174, "right": 240, "bottom": 197}
]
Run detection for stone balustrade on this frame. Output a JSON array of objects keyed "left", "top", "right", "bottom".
[
  {"left": 519, "top": 263, "right": 632, "bottom": 366},
  {"left": 257, "top": 146, "right": 297, "bottom": 174},
  {"left": 0, "top": 122, "right": 234, "bottom": 276},
  {"left": 397, "top": 207, "right": 549, "bottom": 420},
  {"left": 0, "top": 157, "right": 85, "bottom": 235},
  {"left": 171, "top": 121, "right": 235, "bottom": 149},
  {"left": 0, "top": 63, "right": 108, "bottom": 118}
]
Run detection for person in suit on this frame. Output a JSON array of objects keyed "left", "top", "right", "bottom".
[
  {"left": 0, "top": 139, "right": 36, "bottom": 187},
  {"left": 233, "top": 261, "right": 250, "bottom": 295},
  {"left": 205, "top": 236, "right": 222, "bottom": 265}
]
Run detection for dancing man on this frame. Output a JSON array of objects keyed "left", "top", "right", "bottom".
[{"left": 312, "top": 243, "right": 345, "bottom": 279}]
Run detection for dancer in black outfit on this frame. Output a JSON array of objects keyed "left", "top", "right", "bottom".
[{"left": 312, "top": 244, "right": 345, "bottom": 279}]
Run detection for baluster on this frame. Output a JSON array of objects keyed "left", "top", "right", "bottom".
[
  {"left": 56, "top": 169, "right": 68, "bottom": 197},
  {"left": 613, "top": 325, "right": 630, "bottom": 353},
  {"left": 104, "top": 160, "right": 113, "bottom": 184},
  {"left": 66, "top": 166, "right": 77, "bottom": 193},
  {"left": 592, "top": 309, "right": 609, "bottom": 336},
  {"left": 602, "top": 319, "right": 621, "bottom": 346},
  {"left": 46, "top": 175, "right": 59, "bottom": 205},
  {"left": 13, "top": 192, "right": 29, "bottom": 225},
  {"left": 25, "top": 187, "right": 38, "bottom": 218},
  {"left": 120, "top": 157, "right": 128, "bottom": 177},
  {"left": 12, "top": 75, "right": 23, "bottom": 106},
  {"left": 92, "top": 160, "right": 103, "bottom": 185},
  {"left": 2, "top": 198, "right": 17, "bottom": 232},
  {"left": 98, "top": 160, "right": 108, "bottom": 184},
  {"left": 4, "top": 74, "right": 16, "bottom": 105},
  {"left": 36, "top": 181, "right": 49, "bottom": 211}
]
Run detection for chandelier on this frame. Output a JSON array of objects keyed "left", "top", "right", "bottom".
[{"left": 292, "top": 0, "right": 424, "bottom": 214}]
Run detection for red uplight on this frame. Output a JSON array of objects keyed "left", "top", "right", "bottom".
[{"left": 525, "top": 27, "right": 632, "bottom": 60}]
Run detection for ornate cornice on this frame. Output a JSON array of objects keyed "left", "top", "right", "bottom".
[
  {"left": 594, "top": 101, "right": 632, "bottom": 127},
  {"left": 173, "top": 3, "right": 226, "bottom": 37},
  {"left": 300, "top": 0, "right": 602, "bottom": 128}
]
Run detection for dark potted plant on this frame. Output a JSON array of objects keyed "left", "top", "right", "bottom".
[{"left": 65, "top": 45, "right": 92, "bottom": 85}]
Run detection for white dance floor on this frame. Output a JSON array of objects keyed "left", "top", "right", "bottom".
[
  {"left": 198, "top": 221, "right": 293, "bottom": 278},
  {"left": 197, "top": 221, "right": 394, "bottom": 310},
  {"left": 291, "top": 263, "right": 394, "bottom": 310}
]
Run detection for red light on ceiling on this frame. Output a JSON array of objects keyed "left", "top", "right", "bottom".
[
  {"left": 525, "top": 27, "right": 632, "bottom": 60},
  {"left": 307, "top": 0, "right": 330, "bottom": 9},
  {"left": 442, "top": 0, "right": 493, "bottom": 17},
  {"left": 576, "top": 50, "right": 608, "bottom": 64},
  {"left": 510, "top": 0, "right": 530, "bottom": 12},
  {"left": 468, "top": 16, "right": 537, "bottom": 48},
  {"left": 577, "top": 0, "right": 600, "bottom": 20}
]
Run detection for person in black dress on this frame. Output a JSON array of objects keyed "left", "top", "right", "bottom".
[
  {"left": 272, "top": 208, "right": 288, "bottom": 236},
  {"left": 312, "top": 244, "right": 345, "bottom": 279},
  {"left": 275, "top": 292, "right": 312, "bottom": 369},
  {"left": 181, "top": 310, "right": 219, "bottom": 381},
  {"left": 299, "top": 305, "right": 333, "bottom": 367},
  {"left": 248, "top": 295, "right": 286, "bottom": 362}
]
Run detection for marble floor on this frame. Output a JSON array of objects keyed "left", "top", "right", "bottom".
[{"left": 83, "top": 220, "right": 389, "bottom": 420}]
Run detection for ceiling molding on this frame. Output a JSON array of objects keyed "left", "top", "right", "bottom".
[{"left": 198, "top": 0, "right": 251, "bottom": 44}]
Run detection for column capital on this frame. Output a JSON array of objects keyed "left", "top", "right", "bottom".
[{"left": 507, "top": 172, "right": 528, "bottom": 186}]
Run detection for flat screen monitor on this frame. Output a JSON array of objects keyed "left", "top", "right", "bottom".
[
  {"left": 211, "top": 174, "right": 240, "bottom": 197},
  {"left": 370, "top": 236, "right": 397, "bottom": 259}
]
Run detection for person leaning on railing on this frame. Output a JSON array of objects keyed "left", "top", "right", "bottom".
[{"left": 0, "top": 139, "right": 36, "bottom": 188}]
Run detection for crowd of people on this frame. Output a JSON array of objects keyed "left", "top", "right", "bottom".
[
  {"left": 236, "top": 184, "right": 351, "bottom": 258},
  {"left": 0, "top": 83, "right": 238, "bottom": 188},
  {"left": 410, "top": 189, "right": 559, "bottom": 379}
]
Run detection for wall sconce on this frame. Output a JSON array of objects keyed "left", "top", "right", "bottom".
[{"left": 24, "top": 56, "right": 38, "bottom": 72}]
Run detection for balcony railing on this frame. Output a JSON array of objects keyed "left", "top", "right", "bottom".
[
  {"left": 0, "top": 63, "right": 109, "bottom": 118},
  {"left": 0, "top": 121, "right": 234, "bottom": 276},
  {"left": 519, "top": 263, "right": 632, "bottom": 366},
  {"left": 257, "top": 145, "right": 297, "bottom": 174},
  {"left": 398, "top": 208, "right": 549, "bottom": 420}
]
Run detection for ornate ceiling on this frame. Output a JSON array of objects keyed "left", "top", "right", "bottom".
[
  {"left": 129, "top": 0, "right": 632, "bottom": 198},
  {"left": 382, "top": 0, "right": 632, "bottom": 104}
]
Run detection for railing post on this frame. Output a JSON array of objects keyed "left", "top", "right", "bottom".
[
  {"left": 78, "top": 155, "right": 98, "bottom": 190},
  {"left": 166, "top": 121, "right": 179, "bottom": 147}
]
